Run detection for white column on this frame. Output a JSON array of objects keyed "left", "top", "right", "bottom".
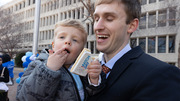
[
  {"left": 146, "top": 12, "right": 148, "bottom": 29},
  {"left": 75, "top": 9, "right": 78, "bottom": 19},
  {"left": 89, "top": 23, "right": 92, "bottom": 35},
  {"left": 146, "top": 37, "right": 148, "bottom": 53},
  {"left": 155, "top": 36, "right": 158, "bottom": 53},
  {"left": 80, "top": 7, "right": 82, "bottom": 19},
  {"left": 156, "top": 11, "right": 158, "bottom": 27},
  {"left": 33, "top": 0, "right": 41, "bottom": 54},
  {"left": 166, "top": 35, "right": 169, "bottom": 53},
  {"left": 137, "top": 38, "right": 139, "bottom": 46},
  {"left": 71, "top": 10, "right": 73, "bottom": 19}
]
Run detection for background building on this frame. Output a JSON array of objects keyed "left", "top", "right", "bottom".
[
  {"left": 0, "top": 0, "right": 179, "bottom": 67},
  {"left": 131, "top": 0, "right": 180, "bottom": 67}
]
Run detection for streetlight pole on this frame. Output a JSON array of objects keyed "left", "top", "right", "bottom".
[{"left": 32, "top": 0, "right": 41, "bottom": 54}]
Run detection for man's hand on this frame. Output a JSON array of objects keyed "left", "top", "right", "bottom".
[
  {"left": 87, "top": 60, "right": 102, "bottom": 85},
  {"left": 47, "top": 48, "right": 69, "bottom": 71}
]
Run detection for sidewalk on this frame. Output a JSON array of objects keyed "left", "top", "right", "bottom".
[{"left": 8, "top": 67, "right": 24, "bottom": 101}]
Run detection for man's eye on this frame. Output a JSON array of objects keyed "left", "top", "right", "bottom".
[
  {"left": 107, "top": 18, "right": 113, "bottom": 21},
  {"left": 94, "top": 17, "right": 99, "bottom": 22}
]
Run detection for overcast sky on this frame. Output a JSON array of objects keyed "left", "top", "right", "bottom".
[{"left": 0, "top": 0, "right": 12, "bottom": 7}]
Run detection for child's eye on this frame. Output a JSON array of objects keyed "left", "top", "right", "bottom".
[
  {"left": 73, "top": 39, "right": 77, "bottom": 42},
  {"left": 59, "top": 36, "right": 64, "bottom": 39}
]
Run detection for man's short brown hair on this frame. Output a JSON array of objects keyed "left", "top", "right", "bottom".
[{"left": 95, "top": 0, "right": 141, "bottom": 24}]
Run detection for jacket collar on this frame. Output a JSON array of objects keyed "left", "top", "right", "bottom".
[{"left": 106, "top": 46, "right": 144, "bottom": 88}]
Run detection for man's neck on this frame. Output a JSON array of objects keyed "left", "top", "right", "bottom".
[{"left": 104, "top": 43, "right": 131, "bottom": 63}]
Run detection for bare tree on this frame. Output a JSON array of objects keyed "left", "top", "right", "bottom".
[
  {"left": 0, "top": 9, "right": 24, "bottom": 58},
  {"left": 79, "top": 0, "right": 94, "bottom": 23}
]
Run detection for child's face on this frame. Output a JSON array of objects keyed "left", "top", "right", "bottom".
[
  {"left": 53, "top": 26, "right": 85, "bottom": 64},
  {"left": 0, "top": 58, "right": 2, "bottom": 65}
]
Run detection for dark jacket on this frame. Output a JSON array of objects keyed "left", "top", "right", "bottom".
[
  {"left": 0, "top": 65, "right": 9, "bottom": 83},
  {"left": 88, "top": 46, "right": 180, "bottom": 101}
]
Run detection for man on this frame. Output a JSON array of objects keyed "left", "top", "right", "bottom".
[{"left": 87, "top": 0, "right": 180, "bottom": 101}]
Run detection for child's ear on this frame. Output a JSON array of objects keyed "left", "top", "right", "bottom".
[
  {"left": 127, "top": 18, "right": 139, "bottom": 34},
  {"left": 52, "top": 42, "right": 54, "bottom": 49}
]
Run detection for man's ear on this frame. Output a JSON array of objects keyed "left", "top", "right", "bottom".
[{"left": 127, "top": 18, "right": 139, "bottom": 34}]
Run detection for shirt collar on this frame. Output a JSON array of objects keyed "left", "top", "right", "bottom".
[{"left": 100, "top": 44, "right": 131, "bottom": 70}]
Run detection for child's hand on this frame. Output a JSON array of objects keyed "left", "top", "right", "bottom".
[
  {"left": 87, "top": 60, "right": 102, "bottom": 85},
  {"left": 47, "top": 48, "right": 69, "bottom": 71}
]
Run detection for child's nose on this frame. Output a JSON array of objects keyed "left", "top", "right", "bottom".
[{"left": 65, "top": 41, "right": 71, "bottom": 46}]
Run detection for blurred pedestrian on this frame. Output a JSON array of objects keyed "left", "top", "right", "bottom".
[
  {"left": 0, "top": 55, "right": 9, "bottom": 101},
  {"left": 2, "top": 54, "right": 14, "bottom": 86}
]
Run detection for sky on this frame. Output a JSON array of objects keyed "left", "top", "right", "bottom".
[{"left": 0, "top": 0, "right": 13, "bottom": 7}]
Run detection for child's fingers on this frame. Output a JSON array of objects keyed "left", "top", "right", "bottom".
[
  {"left": 55, "top": 47, "right": 67, "bottom": 55},
  {"left": 93, "top": 57, "right": 99, "bottom": 61},
  {"left": 48, "top": 49, "right": 54, "bottom": 56}
]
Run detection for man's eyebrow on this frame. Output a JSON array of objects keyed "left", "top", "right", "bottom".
[{"left": 93, "top": 12, "right": 117, "bottom": 17}]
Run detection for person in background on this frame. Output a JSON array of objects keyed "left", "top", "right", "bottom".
[
  {"left": 2, "top": 54, "right": 14, "bottom": 85},
  {"left": 0, "top": 55, "right": 9, "bottom": 101},
  {"left": 16, "top": 19, "right": 102, "bottom": 101},
  {"left": 87, "top": 0, "right": 180, "bottom": 101}
]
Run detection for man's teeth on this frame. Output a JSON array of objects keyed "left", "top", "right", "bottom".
[{"left": 97, "top": 35, "right": 108, "bottom": 38}]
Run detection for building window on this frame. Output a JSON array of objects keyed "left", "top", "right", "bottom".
[
  {"left": 168, "top": 63, "right": 175, "bottom": 66},
  {"left": 130, "top": 38, "right": 137, "bottom": 48},
  {"left": 149, "top": 0, "right": 156, "bottom": 3},
  {"left": 169, "top": 7, "right": 176, "bottom": 26},
  {"left": 28, "top": 0, "right": 31, "bottom": 5},
  {"left": 148, "top": 12, "right": 156, "bottom": 28},
  {"left": 52, "top": 30, "right": 54, "bottom": 38},
  {"left": 86, "top": 23, "right": 89, "bottom": 35},
  {"left": 77, "top": 8, "right": 80, "bottom": 19},
  {"left": 139, "top": 38, "right": 146, "bottom": 52},
  {"left": 90, "top": 41, "right": 94, "bottom": 54},
  {"left": 169, "top": 35, "right": 175, "bottom": 53},
  {"left": 139, "top": 13, "right": 146, "bottom": 29},
  {"left": 158, "top": 36, "right": 166, "bottom": 53},
  {"left": 86, "top": 42, "right": 89, "bottom": 48},
  {"left": 81, "top": 7, "right": 84, "bottom": 18},
  {"left": 148, "top": 37, "right": 155, "bottom": 53},
  {"left": 141, "top": 0, "right": 147, "bottom": 5},
  {"left": 68, "top": 11, "right": 71, "bottom": 18},
  {"left": 73, "top": 10, "right": 75, "bottom": 19},
  {"left": 95, "top": 42, "right": 99, "bottom": 54},
  {"left": 91, "top": 23, "right": 94, "bottom": 35},
  {"left": 158, "top": 9, "right": 166, "bottom": 27}
]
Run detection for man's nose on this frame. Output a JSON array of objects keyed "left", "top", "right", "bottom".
[{"left": 94, "top": 19, "right": 105, "bottom": 31}]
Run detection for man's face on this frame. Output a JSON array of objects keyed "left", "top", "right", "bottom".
[
  {"left": 94, "top": 2, "right": 131, "bottom": 59},
  {"left": 53, "top": 26, "right": 85, "bottom": 64}
]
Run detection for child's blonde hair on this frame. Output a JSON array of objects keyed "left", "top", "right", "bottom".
[{"left": 54, "top": 19, "right": 87, "bottom": 46}]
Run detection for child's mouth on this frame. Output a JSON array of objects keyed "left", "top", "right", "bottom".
[{"left": 65, "top": 49, "right": 70, "bottom": 53}]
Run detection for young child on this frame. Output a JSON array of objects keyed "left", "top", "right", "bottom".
[
  {"left": 16, "top": 19, "right": 102, "bottom": 101},
  {"left": 0, "top": 55, "right": 9, "bottom": 101}
]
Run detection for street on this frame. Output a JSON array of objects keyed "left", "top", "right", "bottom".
[{"left": 8, "top": 67, "right": 23, "bottom": 101}]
